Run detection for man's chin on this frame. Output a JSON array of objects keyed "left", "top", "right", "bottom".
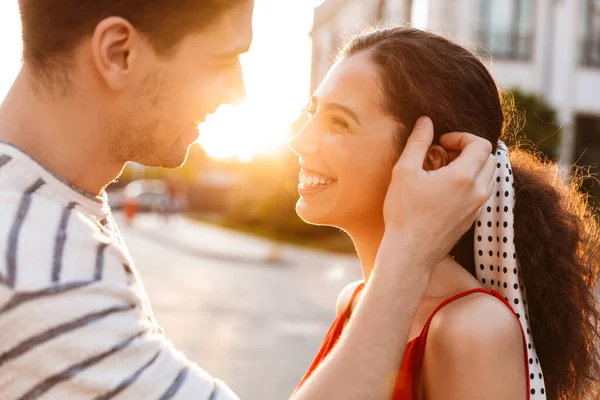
[{"left": 133, "top": 142, "right": 191, "bottom": 169}]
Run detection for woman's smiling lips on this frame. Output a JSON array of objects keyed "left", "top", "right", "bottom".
[{"left": 298, "top": 168, "right": 337, "bottom": 197}]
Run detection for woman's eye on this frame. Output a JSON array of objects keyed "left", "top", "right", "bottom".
[{"left": 330, "top": 116, "right": 349, "bottom": 130}]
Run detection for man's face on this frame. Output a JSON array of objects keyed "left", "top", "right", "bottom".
[{"left": 108, "top": 0, "right": 254, "bottom": 168}]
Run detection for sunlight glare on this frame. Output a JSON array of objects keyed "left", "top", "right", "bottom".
[
  {"left": 196, "top": 0, "right": 319, "bottom": 162},
  {"left": 0, "top": 2, "right": 22, "bottom": 101}
]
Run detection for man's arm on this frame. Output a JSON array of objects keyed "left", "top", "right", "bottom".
[
  {"left": 292, "top": 117, "right": 496, "bottom": 400},
  {"left": 0, "top": 198, "right": 238, "bottom": 400},
  {"left": 0, "top": 278, "right": 238, "bottom": 400}
]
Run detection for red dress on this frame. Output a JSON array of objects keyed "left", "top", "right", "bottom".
[{"left": 295, "top": 283, "right": 531, "bottom": 399}]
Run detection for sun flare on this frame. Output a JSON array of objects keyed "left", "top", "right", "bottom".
[
  {"left": 195, "top": 0, "right": 321, "bottom": 162},
  {"left": 197, "top": 100, "right": 290, "bottom": 163}
]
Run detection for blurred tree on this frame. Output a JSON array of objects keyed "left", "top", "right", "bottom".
[{"left": 502, "top": 87, "right": 561, "bottom": 161}]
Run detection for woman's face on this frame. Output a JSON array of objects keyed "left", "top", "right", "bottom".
[{"left": 289, "top": 52, "right": 401, "bottom": 230}]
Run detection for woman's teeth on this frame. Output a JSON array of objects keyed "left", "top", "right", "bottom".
[{"left": 299, "top": 170, "right": 335, "bottom": 188}]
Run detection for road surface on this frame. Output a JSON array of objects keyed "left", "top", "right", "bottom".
[{"left": 118, "top": 214, "right": 361, "bottom": 400}]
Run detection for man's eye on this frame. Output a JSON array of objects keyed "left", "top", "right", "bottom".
[{"left": 304, "top": 106, "right": 317, "bottom": 117}]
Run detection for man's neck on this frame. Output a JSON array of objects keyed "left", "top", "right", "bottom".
[{"left": 0, "top": 69, "right": 123, "bottom": 196}]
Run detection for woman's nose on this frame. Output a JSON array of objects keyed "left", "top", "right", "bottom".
[{"left": 289, "top": 122, "right": 318, "bottom": 157}]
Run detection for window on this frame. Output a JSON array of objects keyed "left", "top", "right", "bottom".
[
  {"left": 378, "top": 0, "right": 389, "bottom": 21},
  {"left": 575, "top": 116, "right": 600, "bottom": 202},
  {"left": 478, "top": 0, "right": 534, "bottom": 60},
  {"left": 581, "top": 0, "right": 600, "bottom": 67}
]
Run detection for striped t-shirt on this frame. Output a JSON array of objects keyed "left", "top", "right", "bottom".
[{"left": 0, "top": 142, "right": 238, "bottom": 400}]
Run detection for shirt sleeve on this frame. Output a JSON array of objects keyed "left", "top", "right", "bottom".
[
  {"left": 0, "top": 186, "right": 239, "bottom": 399},
  {"left": 0, "top": 278, "right": 239, "bottom": 400}
]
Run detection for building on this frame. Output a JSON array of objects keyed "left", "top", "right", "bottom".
[
  {"left": 310, "top": 0, "right": 413, "bottom": 92},
  {"left": 310, "top": 0, "right": 600, "bottom": 199}
]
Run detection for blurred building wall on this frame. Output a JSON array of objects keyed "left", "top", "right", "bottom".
[
  {"left": 310, "top": 0, "right": 412, "bottom": 92},
  {"left": 310, "top": 0, "right": 600, "bottom": 180}
]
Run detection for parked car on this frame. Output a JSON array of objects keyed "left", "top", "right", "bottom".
[
  {"left": 122, "top": 179, "right": 170, "bottom": 212},
  {"left": 106, "top": 189, "right": 125, "bottom": 210}
]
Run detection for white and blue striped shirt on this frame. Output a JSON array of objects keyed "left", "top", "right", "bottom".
[{"left": 0, "top": 142, "right": 238, "bottom": 400}]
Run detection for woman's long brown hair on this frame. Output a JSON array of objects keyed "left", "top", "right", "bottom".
[{"left": 341, "top": 27, "right": 600, "bottom": 400}]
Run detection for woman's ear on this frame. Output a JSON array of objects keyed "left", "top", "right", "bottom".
[{"left": 423, "top": 144, "right": 449, "bottom": 171}]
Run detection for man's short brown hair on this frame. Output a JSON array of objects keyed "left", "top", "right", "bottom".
[{"left": 19, "top": 0, "right": 239, "bottom": 73}]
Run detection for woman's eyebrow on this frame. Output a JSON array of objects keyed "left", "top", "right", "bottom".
[
  {"left": 311, "top": 96, "right": 361, "bottom": 125},
  {"left": 323, "top": 103, "right": 361, "bottom": 125}
]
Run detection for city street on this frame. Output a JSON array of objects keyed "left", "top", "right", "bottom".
[{"left": 118, "top": 214, "right": 361, "bottom": 400}]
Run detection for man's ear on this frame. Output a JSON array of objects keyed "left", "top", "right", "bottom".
[
  {"left": 90, "top": 17, "right": 138, "bottom": 91},
  {"left": 423, "top": 144, "right": 449, "bottom": 171}
]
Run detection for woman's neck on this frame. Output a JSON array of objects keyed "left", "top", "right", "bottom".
[
  {"left": 350, "top": 221, "right": 476, "bottom": 296},
  {"left": 347, "top": 221, "right": 385, "bottom": 282}
]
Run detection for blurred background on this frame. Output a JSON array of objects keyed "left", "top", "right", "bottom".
[{"left": 0, "top": 0, "right": 599, "bottom": 398}]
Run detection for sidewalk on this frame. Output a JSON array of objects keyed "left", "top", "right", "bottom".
[
  {"left": 119, "top": 213, "right": 285, "bottom": 265},
  {"left": 119, "top": 213, "right": 361, "bottom": 268}
]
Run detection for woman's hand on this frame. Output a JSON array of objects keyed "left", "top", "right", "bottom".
[{"left": 381, "top": 116, "right": 496, "bottom": 269}]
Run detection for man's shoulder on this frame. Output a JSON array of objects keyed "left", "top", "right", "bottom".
[
  {"left": 0, "top": 188, "right": 126, "bottom": 291},
  {"left": 0, "top": 186, "right": 101, "bottom": 233}
]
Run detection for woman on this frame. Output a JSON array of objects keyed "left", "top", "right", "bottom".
[{"left": 290, "top": 27, "right": 600, "bottom": 400}]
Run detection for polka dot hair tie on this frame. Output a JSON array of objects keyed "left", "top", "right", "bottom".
[{"left": 474, "top": 141, "right": 546, "bottom": 398}]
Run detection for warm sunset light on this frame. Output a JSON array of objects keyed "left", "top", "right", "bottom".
[
  {"left": 0, "top": 1, "right": 22, "bottom": 102},
  {"left": 197, "top": 0, "right": 325, "bottom": 162}
]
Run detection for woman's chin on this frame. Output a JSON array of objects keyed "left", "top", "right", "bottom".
[{"left": 296, "top": 200, "right": 334, "bottom": 226}]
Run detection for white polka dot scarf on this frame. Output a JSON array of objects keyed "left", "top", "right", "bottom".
[{"left": 474, "top": 141, "right": 546, "bottom": 398}]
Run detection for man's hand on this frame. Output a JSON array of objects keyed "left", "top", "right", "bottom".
[{"left": 382, "top": 116, "right": 496, "bottom": 268}]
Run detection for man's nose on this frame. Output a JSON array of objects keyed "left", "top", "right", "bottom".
[{"left": 222, "top": 59, "right": 246, "bottom": 106}]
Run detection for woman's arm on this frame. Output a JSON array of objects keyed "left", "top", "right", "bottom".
[{"left": 422, "top": 294, "right": 527, "bottom": 400}]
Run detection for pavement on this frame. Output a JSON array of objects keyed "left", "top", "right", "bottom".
[{"left": 117, "top": 213, "right": 361, "bottom": 400}]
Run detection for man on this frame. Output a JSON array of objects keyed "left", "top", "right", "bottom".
[{"left": 0, "top": 1, "right": 496, "bottom": 399}]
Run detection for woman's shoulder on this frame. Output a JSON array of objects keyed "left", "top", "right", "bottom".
[
  {"left": 428, "top": 290, "right": 523, "bottom": 349},
  {"left": 420, "top": 290, "right": 527, "bottom": 399},
  {"left": 335, "top": 280, "right": 364, "bottom": 317}
]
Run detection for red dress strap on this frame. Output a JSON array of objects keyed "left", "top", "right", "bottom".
[
  {"left": 421, "top": 288, "right": 493, "bottom": 341},
  {"left": 395, "top": 288, "right": 531, "bottom": 399},
  {"left": 295, "top": 286, "right": 530, "bottom": 400},
  {"left": 293, "top": 282, "right": 365, "bottom": 393}
]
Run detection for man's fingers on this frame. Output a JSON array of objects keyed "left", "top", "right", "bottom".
[
  {"left": 442, "top": 133, "right": 493, "bottom": 173},
  {"left": 397, "top": 116, "right": 434, "bottom": 170},
  {"left": 439, "top": 131, "right": 482, "bottom": 152},
  {"left": 476, "top": 154, "right": 497, "bottom": 202}
]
